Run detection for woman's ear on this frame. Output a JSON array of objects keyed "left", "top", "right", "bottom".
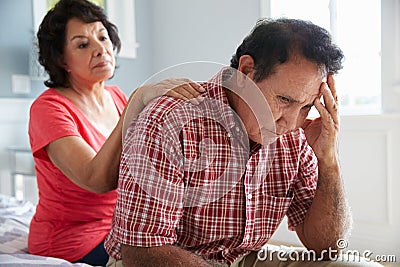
[
  {"left": 237, "top": 55, "right": 255, "bottom": 87},
  {"left": 58, "top": 56, "right": 70, "bottom": 72}
]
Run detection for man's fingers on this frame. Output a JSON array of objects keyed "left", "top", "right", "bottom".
[
  {"left": 313, "top": 98, "right": 328, "bottom": 121},
  {"left": 327, "top": 74, "right": 338, "bottom": 103},
  {"left": 313, "top": 95, "right": 338, "bottom": 132},
  {"left": 320, "top": 82, "right": 339, "bottom": 125},
  {"left": 302, "top": 118, "right": 313, "bottom": 130}
]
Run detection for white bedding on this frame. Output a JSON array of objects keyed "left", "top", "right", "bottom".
[{"left": 0, "top": 194, "right": 92, "bottom": 267}]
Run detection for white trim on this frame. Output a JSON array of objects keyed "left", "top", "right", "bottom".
[
  {"left": 394, "top": 0, "right": 400, "bottom": 80},
  {"left": 328, "top": 0, "right": 337, "bottom": 42},
  {"left": 32, "top": 0, "right": 47, "bottom": 33},
  {"left": 386, "top": 130, "right": 394, "bottom": 225},
  {"left": 106, "top": 0, "right": 139, "bottom": 59},
  {"left": 259, "top": 0, "right": 271, "bottom": 18},
  {"left": 381, "top": 0, "right": 400, "bottom": 112}
]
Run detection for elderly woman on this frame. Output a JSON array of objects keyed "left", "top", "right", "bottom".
[{"left": 27, "top": 0, "right": 202, "bottom": 265}]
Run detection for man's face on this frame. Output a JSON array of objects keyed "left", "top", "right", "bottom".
[
  {"left": 230, "top": 54, "right": 324, "bottom": 144},
  {"left": 255, "top": 56, "right": 324, "bottom": 136}
]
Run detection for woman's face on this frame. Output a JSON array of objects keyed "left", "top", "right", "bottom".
[{"left": 62, "top": 18, "right": 115, "bottom": 86}]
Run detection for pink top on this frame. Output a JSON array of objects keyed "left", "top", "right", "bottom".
[{"left": 28, "top": 85, "right": 127, "bottom": 262}]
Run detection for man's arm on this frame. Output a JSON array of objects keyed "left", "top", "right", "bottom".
[
  {"left": 121, "top": 244, "right": 213, "bottom": 267},
  {"left": 295, "top": 159, "right": 352, "bottom": 255},
  {"left": 298, "top": 74, "right": 352, "bottom": 255}
]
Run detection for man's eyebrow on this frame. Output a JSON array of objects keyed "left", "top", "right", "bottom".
[
  {"left": 280, "top": 94, "right": 299, "bottom": 103},
  {"left": 279, "top": 94, "right": 316, "bottom": 108}
]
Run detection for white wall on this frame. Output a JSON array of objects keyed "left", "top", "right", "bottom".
[
  {"left": 340, "top": 115, "right": 400, "bottom": 258},
  {"left": 0, "top": 98, "right": 34, "bottom": 196},
  {"left": 150, "top": 0, "right": 260, "bottom": 75},
  {"left": 270, "top": 115, "right": 400, "bottom": 258}
]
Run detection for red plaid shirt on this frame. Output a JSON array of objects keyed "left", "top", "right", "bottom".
[{"left": 105, "top": 70, "right": 318, "bottom": 264}]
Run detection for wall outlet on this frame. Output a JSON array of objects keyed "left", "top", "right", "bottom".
[{"left": 11, "top": 74, "right": 31, "bottom": 94}]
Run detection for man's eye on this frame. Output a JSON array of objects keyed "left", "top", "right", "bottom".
[
  {"left": 278, "top": 96, "right": 290, "bottom": 103},
  {"left": 302, "top": 104, "right": 313, "bottom": 110}
]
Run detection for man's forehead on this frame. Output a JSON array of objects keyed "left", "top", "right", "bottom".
[{"left": 271, "top": 76, "right": 321, "bottom": 104}]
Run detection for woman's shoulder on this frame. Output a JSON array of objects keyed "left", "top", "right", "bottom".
[
  {"left": 32, "top": 88, "right": 64, "bottom": 102},
  {"left": 30, "top": 88, "right": 74, "bottom": 113}
]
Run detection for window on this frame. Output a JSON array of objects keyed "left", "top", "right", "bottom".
[{"left": 260, "top": 0, "right": 394, "bottom": 115}]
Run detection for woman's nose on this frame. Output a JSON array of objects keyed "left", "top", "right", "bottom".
[{"left": 93, "top": 41, "right": 107, "bottom": 56}]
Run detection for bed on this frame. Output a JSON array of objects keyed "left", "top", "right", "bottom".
[{"left": 0, "top": 194, "right": 92, "bottom": 267}]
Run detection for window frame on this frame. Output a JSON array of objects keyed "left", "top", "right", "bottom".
[
  {"left": 381, "top": 0, "right": 400, "bottom": 113},
  {"left": 259, "top": 0, "right": 400, "bottom": 115}
]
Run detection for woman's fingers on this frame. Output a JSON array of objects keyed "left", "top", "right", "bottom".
[
  {"left": 164, "top": 79, "right": 205, "bottom": 105},
  {"left": 139, "top": 78, "right": 206, "bottom": 106}
]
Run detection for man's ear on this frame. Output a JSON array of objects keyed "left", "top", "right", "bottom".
[
  {"left": 238, "top": 55, "right": 255, "bottom": 76},
  {"left": 237, "top": 55, "right": 255, "bottom": 87}
]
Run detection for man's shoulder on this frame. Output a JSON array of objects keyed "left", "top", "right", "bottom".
[{"left": 138, "top": 95, "right": 190, "bottom": 123}]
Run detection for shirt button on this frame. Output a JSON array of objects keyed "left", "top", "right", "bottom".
[
  {"left": 247, "top": 194, "right": 252, "bottom": 200},
  {"left": 245, "top": 234, "right": 250, "bottom": 240},
  {"left": 226, "top": 132, "right": 231, "bottom": 138}
]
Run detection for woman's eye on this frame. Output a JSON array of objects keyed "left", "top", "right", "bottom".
[
  {"left": 78, "top": 43, "right": 88, "bottom": 49},
  {"left": 100, "top": 36, "right": 108, "bottom": 41}
]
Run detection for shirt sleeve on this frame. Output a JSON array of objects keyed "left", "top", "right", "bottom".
[
  {"left": 29, "top": 96, "right": 80, "bottom": 161},
  {"left": 286, "top": 132, "right": 318, "bottom": 230},
  {"left": 111, "top": 99, "right": 185, "bottom": 247}
]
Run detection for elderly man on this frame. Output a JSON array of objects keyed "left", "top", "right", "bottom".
[{"left": 105, "top": 18, "right": 381, "bottom": 267}]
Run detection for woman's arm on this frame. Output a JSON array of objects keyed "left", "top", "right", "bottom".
[{"left": 45, "top": 79, "right": 204, "bottom": 193}]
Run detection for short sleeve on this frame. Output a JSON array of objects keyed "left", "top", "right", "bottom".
[
  {"left": 29, "top": 96, "right": 80, "bottom": 160},
  {"left": 286, "top": 135, "right": 318, "bottom": 230}
]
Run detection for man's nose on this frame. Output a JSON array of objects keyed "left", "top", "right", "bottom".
[{"left": 279, "top": 111, "right": 299, "bottom": 132}]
